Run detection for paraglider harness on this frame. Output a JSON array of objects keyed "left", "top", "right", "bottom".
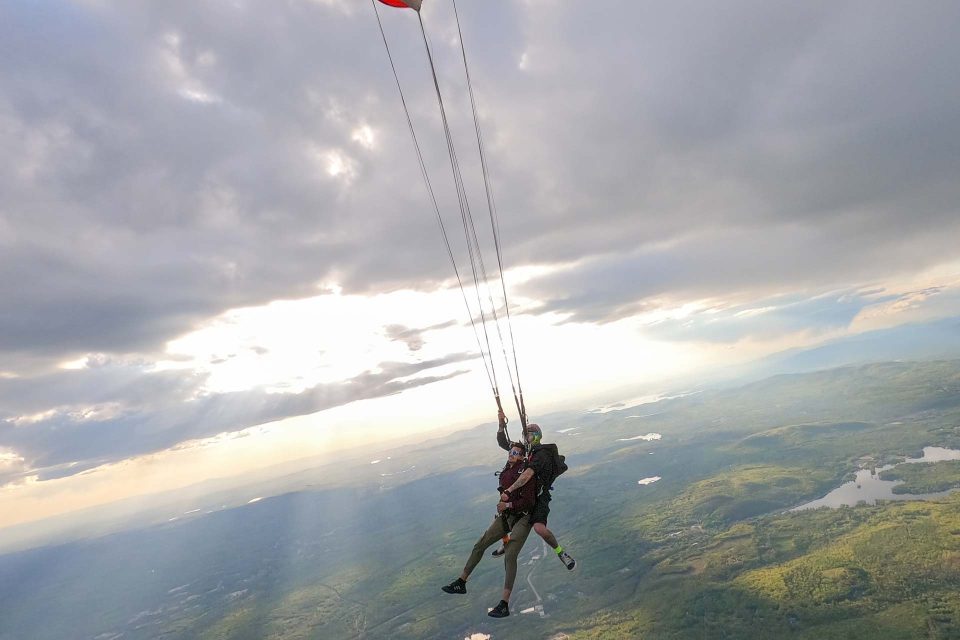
[
  {"left": 494, "top": 450, "right": 529, "bottom": 533},
  {"left": 494, "top": 441, "right": 568, "bottom": 533},
  {"left": 493, "top": 410, "right": 570, "bottom": 531}
]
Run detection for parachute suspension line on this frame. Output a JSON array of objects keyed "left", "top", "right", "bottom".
[
  {"left": 374, "top": 1, "right": 533, "bottom": 427},
  {"left": 450, "top": 0, "right": 528, "bottom": 429},
  {"left": 415, "top": 12, "right": 505, "bottom": 401},
  {"left": 371, "top": 0, "right": 497, "bottom": 396}
]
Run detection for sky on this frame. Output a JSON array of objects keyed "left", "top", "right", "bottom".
[{"left": 2, "top": 0, "right": 960, "bottom": 528}]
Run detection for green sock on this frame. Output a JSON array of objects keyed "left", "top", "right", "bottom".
[{"left": 554, "top": 545, "right": 563, "bottom": 555}]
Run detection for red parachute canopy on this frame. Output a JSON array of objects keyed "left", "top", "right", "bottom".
[{"left": 377, "top": 0, "right": 422, "bottom": 10}]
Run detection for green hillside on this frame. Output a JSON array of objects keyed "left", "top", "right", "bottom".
[
  {"left": 881, "top": 461, "right": 960, "bottom": 495},
  {"left": 4, "top": 360, "right": 960, "bottom": 639},
  {"left": 190, "top": 361, "right": 960, "bottom": 639}
]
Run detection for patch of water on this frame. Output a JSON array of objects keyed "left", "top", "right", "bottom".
[
  {"left": 589, "top": 390, "right": 701, "bottom": 414},
  {"left": 617, "top": 433, "right": 662, "bottom": 442},
  {"left": 918, "top": 447, "right": 960, "bottom": 462},
  {"left": 793, "top": 447, "right": 960, "bottom": 510}
]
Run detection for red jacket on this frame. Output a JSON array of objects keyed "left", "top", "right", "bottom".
[
  {"left": 496, "top": 428, "right": 537, "bottom": 512},
  {"left": 498, "top": 458, "right": 537, "bottom": 513}
]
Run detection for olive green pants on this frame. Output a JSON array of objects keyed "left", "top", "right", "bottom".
[{"left": 462, "top": 512, "right": 533, "bottom": 591}]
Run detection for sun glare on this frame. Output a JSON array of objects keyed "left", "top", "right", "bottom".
[
  {"left": 160, "top": 287, "right": 476, "bottom": 394},
  {"left": 351, "top": 124, "right": 375, "bottom": 149},
  {"left": 0, "top": 449, "right": 24, "bottom": 466}
]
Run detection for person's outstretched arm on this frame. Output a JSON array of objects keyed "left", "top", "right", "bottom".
[{"left": 496, "top": 410, "right": 511, "bottom": 451}]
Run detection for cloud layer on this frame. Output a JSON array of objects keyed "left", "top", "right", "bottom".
[
  {"left": 3, "top": 1, "right": 960, "bottom": 486},
  {"left": 0, "top": 353, "right": 474, "bottom": 486}
]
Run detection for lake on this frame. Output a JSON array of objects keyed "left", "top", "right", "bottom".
[{"left": 792, "top": 447, "right": 960, "bottom": 511}]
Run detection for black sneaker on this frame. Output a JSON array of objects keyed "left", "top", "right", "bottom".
[
  {"left": 491, "top": 545, "right": 506, "bottom": 557},
  {"left": 441, "top": 578, "right": 466, "bottom": 595},
  {"left": 488, "top": 600, "right": 510, "bottom": 618},
  {"left": 558, "top": 550, "right": 576, "bottom": 571}
]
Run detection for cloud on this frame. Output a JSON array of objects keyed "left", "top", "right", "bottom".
[
  {"left": 642, "top": 289, "right": 878, "bottom": 344},
  {"left": 0, "top": 352, "right": 476, "bottom": 484},
  {"left": 384, "top": 320, "right": 458, "bottom": 351},
  {"left": 488, "top": 2, "right": 960, "bottom": 317},
  {"left": 3, "top": 1, "right": 960, "bottom": 372},
  {"left": 0, "top": 1, "right": 462, "bottom": 371},
  {"left": 633, "top": 282, "right": 960, "bottom": 348},
  {"left": 850, "top": 285, "right": 960, "bottom": 333},
  {"left": 517, "top": 220, "right": 960, "bottom": 325},
  {"left": 0, "top": 357, "right": 198, "bottom": 420},
  {"left": 3, "top": 0, "right": 960, "bottom": 492},
  {"left": 0, "top": 449, "right": 28, "bottom": 487}
]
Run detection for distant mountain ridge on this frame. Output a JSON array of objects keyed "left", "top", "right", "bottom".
[{"left": 755, "top": 317, "right": 960, "bottom": 376}]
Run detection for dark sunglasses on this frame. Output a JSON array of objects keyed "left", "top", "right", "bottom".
[{"left": 509, "top": 449, "right": 524, "bottom": 457}]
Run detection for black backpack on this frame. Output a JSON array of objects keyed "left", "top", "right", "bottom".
[{"left": 532, "top": 443, "right": 568, "bottom": 489}]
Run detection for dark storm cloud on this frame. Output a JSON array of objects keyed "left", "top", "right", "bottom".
[{"left": 0, "top": 352, "right": 476, "bottom": 485}]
